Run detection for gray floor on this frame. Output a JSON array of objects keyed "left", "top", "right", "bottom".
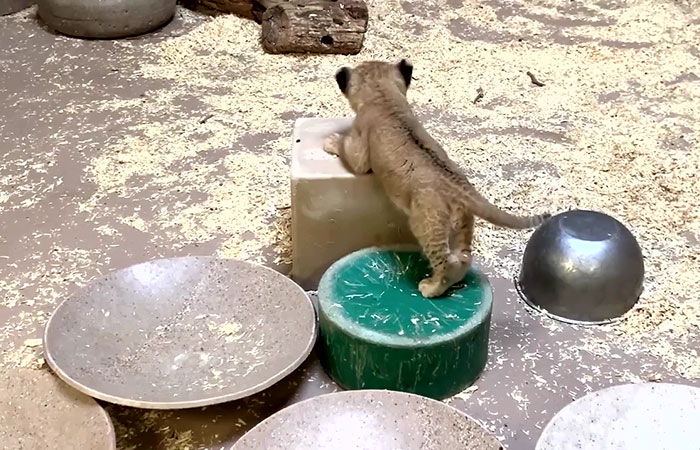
[{"left": 1, "top": 2, "right": 698, "bottom": 449}]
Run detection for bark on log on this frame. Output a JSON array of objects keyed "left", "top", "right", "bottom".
[{"left": 256, "top": 0, "right": 368, "bottom": 54}]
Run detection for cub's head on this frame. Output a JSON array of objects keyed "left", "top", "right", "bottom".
[{"left": 334, "top": 59, "right": 413, "bottom": 111}]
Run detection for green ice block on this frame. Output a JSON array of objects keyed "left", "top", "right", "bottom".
[{"left": 318, "top": 247, "right": 493, "bottom": 400}]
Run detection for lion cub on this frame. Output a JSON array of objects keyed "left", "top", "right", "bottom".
[{"left": 324, "top": 59, "right": 550, "bottom": 298}]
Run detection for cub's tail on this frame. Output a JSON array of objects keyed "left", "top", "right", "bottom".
[
  {"left": 458, "top": 181, "right": 550, "bottom": 229},
  {"left": 473, "top": 204, "right": 550, "bottom": 229}
]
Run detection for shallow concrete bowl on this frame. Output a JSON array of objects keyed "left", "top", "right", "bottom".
[
  {"left": 44, "top": 256, "right": 317, "bottom": 409},
  {"left": 1, "top": 0, "right": 34, "bottom": 15},
  {"left": 0, "top": 368, "right": 116, "bottom": 449},
  {"left": 232, "top": 390, "right": 503, "bottom": 450},
  {"left": 38, "top": 0, "right": 176, "bottom": 38},
  {"left": 537, "top": 383, "right": 700, "bottom": 449}
]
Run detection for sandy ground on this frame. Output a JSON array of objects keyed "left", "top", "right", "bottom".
[{"left": 1, "top": 0, "right": 699, "bottom": 448}]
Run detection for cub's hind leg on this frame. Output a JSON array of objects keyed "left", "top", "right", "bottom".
[
  {"left": 440, "top": 210, "right": 475, "bottom": 289},
  {"left": 452, "top": 211, "right": 475, "bottom": 266},
  {"left": 409, "top": 197, "right": 461, "bottom": 298}
]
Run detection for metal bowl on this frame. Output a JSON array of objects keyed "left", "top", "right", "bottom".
[{"left": 516, "top": 210, "right": 644, "bottom": 324}]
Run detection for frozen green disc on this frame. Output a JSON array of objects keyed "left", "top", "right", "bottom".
[{"left": 318, "top": 247, "right": 493, "bottom": 399}]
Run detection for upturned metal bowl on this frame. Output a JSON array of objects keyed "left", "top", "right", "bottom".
[{"left": 516, "top": 210, "right": 644, "bottom": 324}]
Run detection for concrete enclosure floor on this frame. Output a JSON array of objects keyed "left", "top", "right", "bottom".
[{"left": 1, "top": 1, "right": 699, "bottom": 449}]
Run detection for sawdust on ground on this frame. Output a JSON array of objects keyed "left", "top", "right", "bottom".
[
  {"left": 91, "top": 0, "right": 698, "bottom": 379},
  {"left": 0, "top": 1, "right": 699, "bottom": 447}
]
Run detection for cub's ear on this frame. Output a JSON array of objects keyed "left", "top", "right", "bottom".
[
  {"left": 398, "top": 59, "right": 413, "bottom": 87},
  {"left": 335, "top": 67, "right": 350, "bottom": 94}
]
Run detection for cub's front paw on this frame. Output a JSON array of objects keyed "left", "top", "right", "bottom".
[{"left": 323, "top": 133, "right": 343, "bottom": 156}]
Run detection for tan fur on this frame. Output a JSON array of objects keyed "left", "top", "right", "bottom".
[{"left": 324, "top": 60, "right": 550, "bottom": 298}]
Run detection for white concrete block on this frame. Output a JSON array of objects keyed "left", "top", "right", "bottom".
[{"left": 290, "top": 118, "right": 415, "bottom": 289}]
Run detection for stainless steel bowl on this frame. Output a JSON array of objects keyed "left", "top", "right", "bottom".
[{"left": 516, "top": 210, "right": 644, "bottom": 324}]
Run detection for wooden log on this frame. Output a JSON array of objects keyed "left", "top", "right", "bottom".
[{"left": 256, "top": 0, "right": 368, "bottom": 55}]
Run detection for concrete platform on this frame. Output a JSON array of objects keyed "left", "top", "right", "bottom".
[{"left": 290, "top": 118, "right": 414, "bottom": 288}]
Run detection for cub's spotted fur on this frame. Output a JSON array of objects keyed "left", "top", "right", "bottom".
[{"left": 324, "top": 59, "right": 550, "bottom": 298}]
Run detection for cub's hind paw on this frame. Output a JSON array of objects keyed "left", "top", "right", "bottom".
[{"left": 419, "top": 277, "right": 449, "bottom": 298}]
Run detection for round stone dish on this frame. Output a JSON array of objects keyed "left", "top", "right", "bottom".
[
  {"left": 232, "top": 389, "right": 502, "bottom": 450},
  {"left": 0, "top": 368, "right": 116, "bottom": 449},
  {"left": 38, "top": 0, "right": 176, "bottom": 39},
  {"left": 44, "top": 256, "right": 317, "bottom": 409},
  {"left": 537, "top": 383, "right": 700, "bottom": 449},
  {"left": 1, "top": 0, "right": 34, "bottom": 16}
]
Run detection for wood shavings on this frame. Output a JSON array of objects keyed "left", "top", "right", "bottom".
[
  {"left": 0, "top": 280, "right": 24, "bottom": 308},
  {"left": 0, "top": 245, "right": 107, "bottom": 368},
  {"left": 23, "top": 338, "right": 42, "bottom": 347},
  {"left": 218, "top": 323, "right": 241, "bottom": 336},
  {"left": 3, "top": 345, "right": 45, "bottom": 370},
  {"left": 450, "top": 384, "right": 479, "bottom": 403},
  {"left": 120, "top": 214, "right": 149, "bottom": 233},
  {"left": 208, "top": 321, "right": 243, "bottom": 343},
  {"left": 272, "top": 208, "right": 292, "bottom": 265},
  {"left": 108, "top": 408, "right": 195, "bottom": 450},
  {"left": 1, "top": 1, "right": 699, "bottom": 448},
  {"left": 159, "top": 429, "right": 194, "bottom": 450}
]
